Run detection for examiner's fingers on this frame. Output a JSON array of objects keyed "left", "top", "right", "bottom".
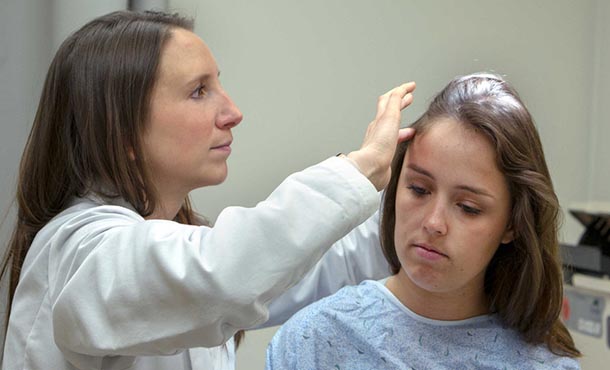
[
  {"left": 375, "top": 82, "right": 416, "bottom": 120},
  {"left": 397, "top": 127, "right": 416, "bottom": 143},
  {"left": 401, "top": 92, "right": 414, "bottom": 110},
  {"left": 375, "top": 91, "right": 392, "bottom": 120}
]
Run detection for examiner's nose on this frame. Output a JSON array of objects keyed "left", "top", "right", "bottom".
[{"left": 217, "top": 91, "right": 243, "bottom": 129}]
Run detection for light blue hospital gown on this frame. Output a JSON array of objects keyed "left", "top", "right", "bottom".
[{"left": 266, "top": 280, "right": 580, "bottom": 370}]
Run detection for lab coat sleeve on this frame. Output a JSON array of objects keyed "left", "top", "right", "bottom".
[
  {"left": 259, "top": 209, "right": 390, "bottom": 328},
  {"left": 50, "top": 157, "right": 379, "bottom": 357}
]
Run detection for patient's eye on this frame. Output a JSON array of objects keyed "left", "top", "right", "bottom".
[
  {"left": 459, "top": 203, "right": 482, "bottom": 215},
  {"left": 407, "top": 184, "right": 429, "bottom": 197}
]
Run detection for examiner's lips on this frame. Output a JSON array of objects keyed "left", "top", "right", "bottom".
[
  {"left": 413, "top": 242, "right": 448, "bottom": 261},
  {"left": 210, "top": 141, "right": 232, "bottom": 152}
]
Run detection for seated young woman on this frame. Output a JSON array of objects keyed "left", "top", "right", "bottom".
[{"left": 265, "top": 73, "right": 581, "bottom": 370}]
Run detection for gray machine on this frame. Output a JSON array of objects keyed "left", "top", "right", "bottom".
[
  {"left": 561, "top": 208, "right": 610, "bottom": 368},
  {"left": 561, "top": 209, "right": 610, "bottom": 277}
]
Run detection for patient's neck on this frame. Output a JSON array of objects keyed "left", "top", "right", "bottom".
[{"left": 385, "top": 269, "right": 489, "bottom": 321}]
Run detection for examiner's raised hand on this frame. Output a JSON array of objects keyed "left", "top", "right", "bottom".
[{"left": 348, "top": 82, "right": 416, "bottom": 191}]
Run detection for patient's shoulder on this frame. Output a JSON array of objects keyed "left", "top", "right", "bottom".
[{"left": 281, "top": 280, "right": 384, "bottom": 333}]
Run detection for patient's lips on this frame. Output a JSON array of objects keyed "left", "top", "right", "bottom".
[{"left": 413, "top": 242, "right": 448, "bottom": 261}]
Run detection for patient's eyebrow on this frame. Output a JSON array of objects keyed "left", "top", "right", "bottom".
[
  {"left": 455, "top": 185, "right": 495, "bottom": 199},
  {"left": 407, "top": 164, "right": 495, "bottom": 199},
  {"left": 407, "top": 164, "right": 434, "bottom": 179}
]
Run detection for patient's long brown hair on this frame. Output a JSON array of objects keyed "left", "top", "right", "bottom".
[
  {"left": 381, "top": 73, "right": 580, "bottom": 357},
  {"left": 1, "top": 10, "right": 245, "bottom": 347}
]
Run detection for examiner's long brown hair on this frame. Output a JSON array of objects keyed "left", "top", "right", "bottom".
[
  {"left": 381, "top": 73, "right": 580, "bottom": 357},
  {"left": 1, "top": 10, "right": 245, "bottom": 347}
]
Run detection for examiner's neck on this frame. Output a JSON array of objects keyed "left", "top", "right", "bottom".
[{"left": 145, "top": 197, "right": 184, "bottom": 221}]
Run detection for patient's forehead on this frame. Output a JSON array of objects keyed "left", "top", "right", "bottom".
[
  {"left": 403, "top": 119, "right": 503, "bottom": 184},
  {"left": 408, "top": 119, "right": 491, "bottom": 157}
]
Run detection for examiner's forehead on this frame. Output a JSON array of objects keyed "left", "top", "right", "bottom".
[
  {"left": 156, "top": 28, "right": 216, "bottom": 82},
  {"left": 161, "top": 29, "right": 208, "bottom": 60}
]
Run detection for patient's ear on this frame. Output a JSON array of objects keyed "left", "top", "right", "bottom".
[{"left": 501, "top": 227, "right": 514, "bottom": 244}]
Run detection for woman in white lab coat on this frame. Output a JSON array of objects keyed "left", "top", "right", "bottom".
[{"left": 0, "top": 10, "right": 415, "bottom": 370}]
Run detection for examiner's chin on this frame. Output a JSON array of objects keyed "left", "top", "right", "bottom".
[
  {"left": 204, "top": 167, "right": 229, "bottom": 187},
  {"left": 190, "top": 166, "right": 229, "bottom": 190}
]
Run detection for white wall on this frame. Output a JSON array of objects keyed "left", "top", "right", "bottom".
[
  {"left": 166, "top": 0, "right": 604, "bottom": 368},
  {"left": 589, "top": 0, "right": 610, "bottom": 203},
  {"left": 52, "top": 0, "right": 128, "bottom": 50}
]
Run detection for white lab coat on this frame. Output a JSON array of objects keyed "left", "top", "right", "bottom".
[{"left": 2, "top": 157, "right": 388, "bottom": 370}]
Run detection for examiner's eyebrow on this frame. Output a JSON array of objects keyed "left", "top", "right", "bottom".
[
  {"left": 185, "top": 73, "right": 211, "bottom": 87},
  {"left": 184, "top": 70, "right": 220, "bottom": 87}
]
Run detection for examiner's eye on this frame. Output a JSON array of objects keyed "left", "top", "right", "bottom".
[
  {"left": 190, "top": 85, "right": 207, "bottom": 99},
  {"left": 459, "top": 203, "right": 482, "bottom": 215},
  {"left": 407, "top": 184, "right": 429, "bottom": 197}
]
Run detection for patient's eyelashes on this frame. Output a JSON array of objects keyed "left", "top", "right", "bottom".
[
  {"left": 407, "top": 184, "right": 429, "bottom": 197},
  {"left": 458, "top": 203, "right": 482, "bottom": 216}
]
